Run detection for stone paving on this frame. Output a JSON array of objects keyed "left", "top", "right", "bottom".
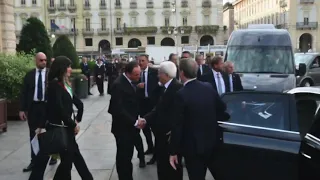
[{"left": 0, "top": 83, "right": 214, "bottom": 180}]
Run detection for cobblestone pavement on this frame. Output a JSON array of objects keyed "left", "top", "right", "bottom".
[{"left": 0, "top": 83, "right": 214, "bottom": 180}]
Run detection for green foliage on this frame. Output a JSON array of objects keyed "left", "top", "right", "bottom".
[
  {"left": 17, "top": 17, "right": 52, "bottom": 63},
  {"left": 87, "top": 60, "right": 96, "bottom": 72},
  {"left": 53, "top": 35, "right": 79, "bottom": 68},
  {"left": 0, "top": 53, "right": 35, "bottom": 100}
]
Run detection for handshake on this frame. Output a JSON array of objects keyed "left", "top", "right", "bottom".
[{"left": 135, "top": 118, "right": 146, "bottom": 129}]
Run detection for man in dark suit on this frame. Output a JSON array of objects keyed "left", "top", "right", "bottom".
[
  {"left": 94, "top": 58, "right": 106, "bottom": 96},
  {"left": 108, "top": 61, "right": 145, "bottom": 180},
  {"left": 135, "top": 55, "right": 159, "bottom": 165},
  {"left": 224, "top": 61, "right": 243, "bottom": 91},
  {"left": 168, "top": 53, "right": 180, "bottom": 80},
  {"left": 106, "top": 59, "right": 120, "bottom": 95},
  {"left": 80, "top": 57, "right": 93, "bottom": 95},
  {"left": 19, "top": 52, "right": 57, "bottom": 172},
  {"left": 198, "top": 56, "right": 230, "bottom": 95},
  {"left": 139, "top": 61, "right": 183, "bottom": 180},
  {"left": 195, "top": 54, "right": 211, "bottom": 79},
  {"left": 169, "top": 58, "right": 229, "bottom": 180},
  {"left": 181, "top": 51, "right": 191, "bottom": 58}
]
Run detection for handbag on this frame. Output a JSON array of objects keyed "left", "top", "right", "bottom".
[{"left": 38, "top": 123, "right": 68, "bottom": 155}]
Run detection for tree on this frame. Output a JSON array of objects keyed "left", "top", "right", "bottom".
[
  {"left": 53, "top": 35, "right": 79, "bottom": 68},
  {"left": 223, "top": 2, "right": 233, "bottom": 9},
  {"left": 17, "top": 17, "right": 52, "bottom": 62}
]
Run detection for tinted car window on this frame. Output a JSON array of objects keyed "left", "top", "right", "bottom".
[{"left": 222, "top": 93, "right": 290, "bottom": 130}]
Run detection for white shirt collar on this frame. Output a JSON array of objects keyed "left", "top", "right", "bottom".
[
  {"left": 164, "top": 78, "right": 173, "bottom": 89},
  {"left": 143, "top": 66, "right": 149, "bottom": 73},
  {"left": 212, "top": 69, "right": 219, "bottom": 74},
  {"left": 183, "top": 78, "right": 196, "bottom": 86},
  {"left": 123, "top": 73, "right": 132, "bottom": 84},
  {"left": 36, "top": 68, "right": 46, "bottom": 72}
]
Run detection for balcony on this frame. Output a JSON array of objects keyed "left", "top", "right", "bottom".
[
  {"left": 115, "top": 3, "right": 121, "bottom": 9},
  {"left": 125, "top": 27, "right": 158, "bottom": 35},
  {"left": 178, "top": 26, "right": 192, "bottom": 34},
  {"left": 47, "top": 4, "right": 56, "bottom": 13},
  {"left": 195, "top": 25, "right": 219, "bottom": 34},
  {"left": 163, "top": 1, "right": 170, "bottom": 8},
  {"left": 202, "top": 0, "right": 211, "bottom": 8},
  {"left": 181, "top": 1, "right": 188, "bottom": 8},
  {"left": 114, "top": 28, "right": 124, "bottom": 35},
  {"left": 57, "top": 4, "right": 67, "bottom": 11},
  {"left": 97, "top": 28, "right": 110, "bottom": 35},
  {"left": 100, "top": 3, "right": 107, "bottom": 9},
  {"left": 130, "top": 2, "right": 137, "bottom": 9},
  {"left": 83, "top": 4, "right": 91, "bottom": 10},
  {"left": 82, "top": 28, "right": 94, "bottom": 36},
  {"left": 160, "top": 26, "right": 175, "bottom": 34},
  {"left": 296, "top": 22, "right": 318, "bottom": 30},
  {"left": 51, "top": 28, "right": 77, "bottom": 35},
  {"left": 300, "top": 0, "right": 314, "bottom": 3},
  {"left": 68, "top": 4, "right": 77, "bottom": 12},
  {"left": 146, "top": 1, "right": 154, "bottom": 8}
]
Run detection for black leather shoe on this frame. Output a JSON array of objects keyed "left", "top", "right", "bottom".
[
  {"left": 144, "top": 149, "right": 154, "bottom": 155},
  {"left": 139, "top": 159, "right": 146, "bottom": 168},
  {"left": 147, "top": 157, "right": 156, "bottom": 165},
  {"left": 49, "top": 158, "right": 57, "bottom": 165},
  {"left": 89, "top": 92, "right": 93, "bottom": 95},
  {"left": 22, "top": 163, "right": 34, "bottom": 172}
]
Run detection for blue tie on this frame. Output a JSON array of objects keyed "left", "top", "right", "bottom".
[{"left": 37, "top": 69, "right": 43, "bottom": 101}]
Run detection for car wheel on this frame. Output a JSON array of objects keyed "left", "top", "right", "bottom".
[{"left": 301, "top": 80, "right": 312, "bottom": 87}]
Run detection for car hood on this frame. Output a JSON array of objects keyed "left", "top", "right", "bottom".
[{"left": 240, "top": 73, "right": 296, "bottom": 92}]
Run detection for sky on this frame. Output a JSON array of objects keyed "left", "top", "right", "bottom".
[{"left": 223, "top": 0, "right": 233, "bottom": 3}]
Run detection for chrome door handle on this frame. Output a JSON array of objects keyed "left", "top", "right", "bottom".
[{"left": 301, "top": 152, "right": 311, "bottom": 159}]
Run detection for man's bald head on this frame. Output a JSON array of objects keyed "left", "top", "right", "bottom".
[{"left": 35, "top": 52, "right": 47, "bottom": 69}]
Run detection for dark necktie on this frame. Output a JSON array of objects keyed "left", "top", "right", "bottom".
[
  {"left": 141, "top": 70, "right": 146, "bottom": 82},
  {"left": 37, "top": 69, "right": 43, "bottom": 101},
  {"left": 160, "top": 86, "right": 166, "bottom": 95}
]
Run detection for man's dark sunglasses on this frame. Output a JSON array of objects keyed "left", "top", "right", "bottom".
[{"left": 40, "top": 59, "right": 47, "bottom": 62}]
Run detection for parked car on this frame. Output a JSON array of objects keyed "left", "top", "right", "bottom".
[
  {"left": 295, "top": 53, "right": 320, "bottom": 87},
  {"left": 215, "top": 88, "right": 320, "bottom": 180}
]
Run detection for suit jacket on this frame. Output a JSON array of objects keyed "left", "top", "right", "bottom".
[
  {"left": 198, "top": 70, "right": 230, "bottom": 93},
  {"left": 94, "top": 64, "right": 106, "bottom": 78},
  {"left": 80, "top": 62, "right": 90, "bottom": 77},
  {"left": 197, "top": 64, "right": 211, "bottom": 79},
  {"left": 137, "top": 67, "right": 160, "bottom": 104},
  {"left": 144, "top": 79, "right": 183, "bottom": 135},
  {"left": 230, "top": 73, "right": 243, "bottom": 91},
  {"left": 108, "top": 74, "right": 140, "bottom": 134},
  {"left": 46, "top": 79, "right": 82, "bottom": 130},
  {"left": 170, "top": 80, "right": 229, "bottom": 156},
  {"left": 20, "top": 68, "right": 49, "bottom": 112}
]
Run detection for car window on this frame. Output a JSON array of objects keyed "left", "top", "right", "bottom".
[{"left": 222, "top": 93, "right": 290, "bottom": 130}]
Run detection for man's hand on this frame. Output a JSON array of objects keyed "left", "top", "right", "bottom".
[
  {"left": 169, "top": 155, "right": 179, "bottom": 170},
  {"left": 74, "top": 125, "right": 80, "bottom": 135},
  {"left": 98, "top": 75, "right": 102, "bottom": 78},
  {"left": 19, "top": 111, "right": 27, "bottom": 121},
  {"left": 136, "top": 118, "right": 146, "bottom": 129},
  {"left": 136, "top": 83, "right": 145, "bottom": 89}
]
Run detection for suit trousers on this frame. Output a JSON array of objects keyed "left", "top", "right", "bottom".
[
  {"left": 96, "top": 76, "right": 104, "bottom": 94},
  {"left": 86, "top": 74, "right": 91, "bottom": 93},
  {"left": 156, "top": 133, "right": 183, "bottom": 180},
  {"left": 27, "top": 102, "right": 46, "bottom": 164},
  {"left": 139, "top": 97, "right": 154, "bottom": 150},
  {"left": 114, "top": 131, "right": 135, "bottom": 180}
]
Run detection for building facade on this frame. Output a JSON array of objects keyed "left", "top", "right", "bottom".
[
  {"left": 233, "top": 0, "right": 319, "bottom": 52},
  {"left": 223, "top": 4, "right": 234, "bottom": 43},
  {"left": 0, "top": 0, "right": 16, "bottom": 53}
]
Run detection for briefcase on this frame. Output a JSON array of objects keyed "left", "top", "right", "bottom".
[{"left": 38, "top": 126, "right": 68, "bottom": 155}]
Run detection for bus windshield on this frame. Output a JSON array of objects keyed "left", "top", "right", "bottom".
[{"left": 226, "top": 46, "right": 294, "bottom": 74}]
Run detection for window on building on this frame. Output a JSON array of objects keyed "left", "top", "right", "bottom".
[
  {"left": 165, "top": 17, "right": 170, "bottom": 26},
  {"left": 85, "top": 18, "right": 91, "bottom": 30},
  {"left": 101, "top": 0, "right": 106, "bottom": 5},
  {"left": 147, "top": 37, "right": 155, "bottom": 45},
  {"left": 116, "top": 18, "right": 121, "bottom": 29},
  {"left": 204, "top": 15, "right": 209, "bottom": 24},
  {"left": 60, "top": 0, "right": 64, "bottom": 6},
  {"left": 32, "top": 0, "right": 37, "bottom": 5},
  {"left": 49, "top": 0, "right": 54, "bottom": 7},
  {"left": 116, "top": 37, "right": 123, "bottom": 46},
  {"left": 101, "top": 18, "right": 106, "bottom": 30},
  {"left": 182, "top": 17, "right": 187, "bottom": 26},
  {"left": 22, "top": 17, "right": 27, "bottom": 25},
  {"left": 131, "top": 17, "right": 137, "bottom": 27},
  {"left": 85, "top": 38, "right": 93, "bottom": 46},
  {"left": 70, "top": 0, "right": 75, "bottom": 6},
  {"left": 304, "top": 18, "right": 309, "bottom": 25},
  {"left": 21, "top": 0, "right": 26, "bottom": 5},
  {"left": 85, "top": 0, "right": 90, "bottom": 6},
  {"left": 116, "top": 0, "right": 121, "bottom": 5},
  {"left": 181, "top": 36, "right": 189, "bottom": 44}
]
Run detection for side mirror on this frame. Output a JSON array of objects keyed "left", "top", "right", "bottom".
[
  {"left": 297, "top": 63, "right": 307, "bottom": 76},
  {"left": 311, "top": 64, "right": 319, "bottom": 68}
]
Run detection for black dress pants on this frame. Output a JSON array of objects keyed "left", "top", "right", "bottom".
[
  {"left": 86, "top": 74, "right": 91, "bottom": 93},
  {"left": 96, "top": 76, "right": 104, "bottom": 94},
  {"left": 114, "top": 131, "right": 135, "bottom": 180},
  {"left": 27, "top": 102, "right": 46, "bottom": 164},
  {"left": 156, "top": 133, "right": 183, "bottom": 180},
  {"left": 134, "top": 130, "right": 144, "bottom": 160},
  {"left": 139, "top": 98, "right": 154, "bottom": 150}
]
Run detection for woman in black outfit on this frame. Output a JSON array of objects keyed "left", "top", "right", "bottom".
[{"left": 29, "top": 56, "right": 93, "bottom": 180}]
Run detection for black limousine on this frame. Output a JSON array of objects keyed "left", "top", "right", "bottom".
[{"left": 214, "top": 87, "right": 320, "bottom": 180}]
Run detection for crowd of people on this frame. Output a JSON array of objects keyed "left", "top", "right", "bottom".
[{"left": 18, "top": 50, "right": 244, "bottom": 180}]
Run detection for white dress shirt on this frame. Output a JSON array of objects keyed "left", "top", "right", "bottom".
[
  {"left": 163, "top": 78, "right": 173, "bottom": 91},
  {"left": 199, "top": 65, "right": 203, "bottom": 75},
  {"left": 229, "top": 74, "right": 234, "bottom": 92},
  {"left": 212, "top": 69, "right": 225, "bottom": 95},
  {"left": 33, "top": 68, "right": 46, "bottom": 101},
  {"left": 141, "top": 66, "right": 149, "bottom": 97}
]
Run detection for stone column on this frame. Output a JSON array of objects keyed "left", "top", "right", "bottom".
[{"left": 0, "top": 0, "right": 16, "bottom": 53}]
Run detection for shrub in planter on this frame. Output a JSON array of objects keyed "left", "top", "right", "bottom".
[
  {"left": 0, "top": 53, "right": 35, "bottom": 119},
  {"left": 71, "top": 69, "right": 88, "bottom": 99},
  {"left": 53, "top": 35, "right": 79, "bottom": 69}
]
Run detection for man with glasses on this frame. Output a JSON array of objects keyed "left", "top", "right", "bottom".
[{"left": 19, "top": 52, "right": 57, "bottom": 172}]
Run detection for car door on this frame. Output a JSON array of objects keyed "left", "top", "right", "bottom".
[
  {"left": 308, "top": 57, "right": 320, "bottom": 85},
  {"left": 215, "top": 92, "right": 301, "bottom": 180}
]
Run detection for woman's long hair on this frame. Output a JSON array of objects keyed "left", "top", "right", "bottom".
[{"left": 48, "top": 56, "right": 72, "bottom": 83}]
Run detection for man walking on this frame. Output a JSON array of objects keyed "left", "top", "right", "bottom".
[
  {"left": 80, "top": 57, "right": 93, "bottom": 95},
  {"left": 19, "top": 52, "right": 57, "bottom": 172},
  {"left": 169, "top": 58, "right": 230, "bottom": 180},
  {"left": 108, "top": 61, "right": 145, "bottom": 180}
]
